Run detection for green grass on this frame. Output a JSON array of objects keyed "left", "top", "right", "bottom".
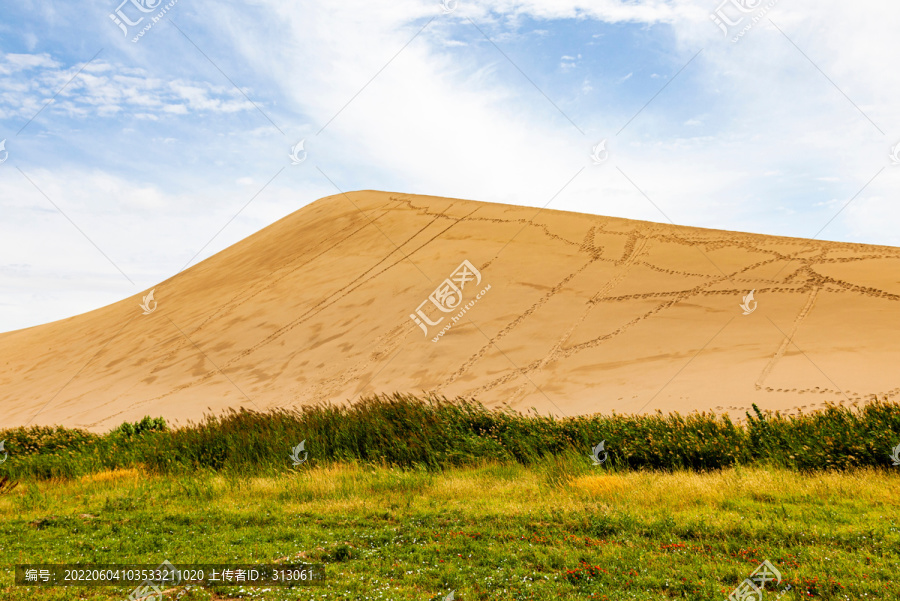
[
  {"left": 0, "top": 462, "right": 898, "bottom": 600},
  {"left": 1, "top": 395, "right": 898, "bottom": 599},
  {"left": 2, "top": 394, "right": 899, "bottom": 479}
]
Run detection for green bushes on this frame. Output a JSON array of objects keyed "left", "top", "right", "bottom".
[
  {"left": 0, "top": 424, "right": 99, "bottom": 456},
  {"left": 112, "top": 416, "right": 168, "bottom": 437},
  {"left": 744, "top": 402, "right": 900, "bottom": 470},
  {"left": 1, "top": 394, "right": 898, "bottom": 480}
]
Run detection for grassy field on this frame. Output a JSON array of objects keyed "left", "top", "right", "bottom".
[
  {"left": 1, "top": 395, "right": 899, "bottom": 600},
  {"left": 1, "top": 461, "right": 899, "bottom": 600}
]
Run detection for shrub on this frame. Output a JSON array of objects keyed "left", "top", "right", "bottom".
[{"left": 1, "top": 395, "right": 898, "bottom": 480}]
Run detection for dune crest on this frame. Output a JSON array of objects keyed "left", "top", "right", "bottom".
[{"left": 2, "top": 191, "right": 898, "bottom": 431}]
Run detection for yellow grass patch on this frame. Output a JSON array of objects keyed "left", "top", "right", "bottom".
[
  {"left": 79, "top": 467, "right": 143, "bottom": 484},
  {"left": 570, "top": 474, "right": 625, "bottom": 497}
]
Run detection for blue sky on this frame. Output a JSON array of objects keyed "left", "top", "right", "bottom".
[{"left": 1, "top": 0, "right": 898, "bottom": 332}]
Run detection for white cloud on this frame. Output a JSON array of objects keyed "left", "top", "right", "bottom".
[
  {"left": 464, "top": 0, "right": 702, "bottom": 24},
  {"left": 3, "top": 0, "right": 900, "bottom": 331},
  {"left": 0, "top": 55, "right": 259, "bottom": 120},
  {"left": 0, "top": 53, "right": 60, "bottom": 75},
  {"left": 0, "top": 165, "right": 335, "bottom": 331},
  {"left": 163, "top": 0, "right": 900, "bottom": 245}
]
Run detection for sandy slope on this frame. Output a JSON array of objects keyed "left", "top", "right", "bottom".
[{"left": 2, "top": 191, "right": 899, "bottom": 431}]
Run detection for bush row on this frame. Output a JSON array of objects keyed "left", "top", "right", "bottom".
[{"left": 1, "top": 394, "right": 898, "bottom": 479}]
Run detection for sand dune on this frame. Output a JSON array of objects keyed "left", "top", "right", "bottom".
[{"left": 2, "top": 191, "right": 899, "bottom": 431}]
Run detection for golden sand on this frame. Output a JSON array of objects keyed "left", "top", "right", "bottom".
[{"left": 1, "top": 191, "right": 897, "bottom": 431}]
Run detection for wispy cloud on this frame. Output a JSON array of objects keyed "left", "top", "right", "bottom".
[
  {"left": 0, "top": 54, "right": 259, "bottom": 120},
  {"left": 1, "top": 0, "right": 899, "bottom": 332}
]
